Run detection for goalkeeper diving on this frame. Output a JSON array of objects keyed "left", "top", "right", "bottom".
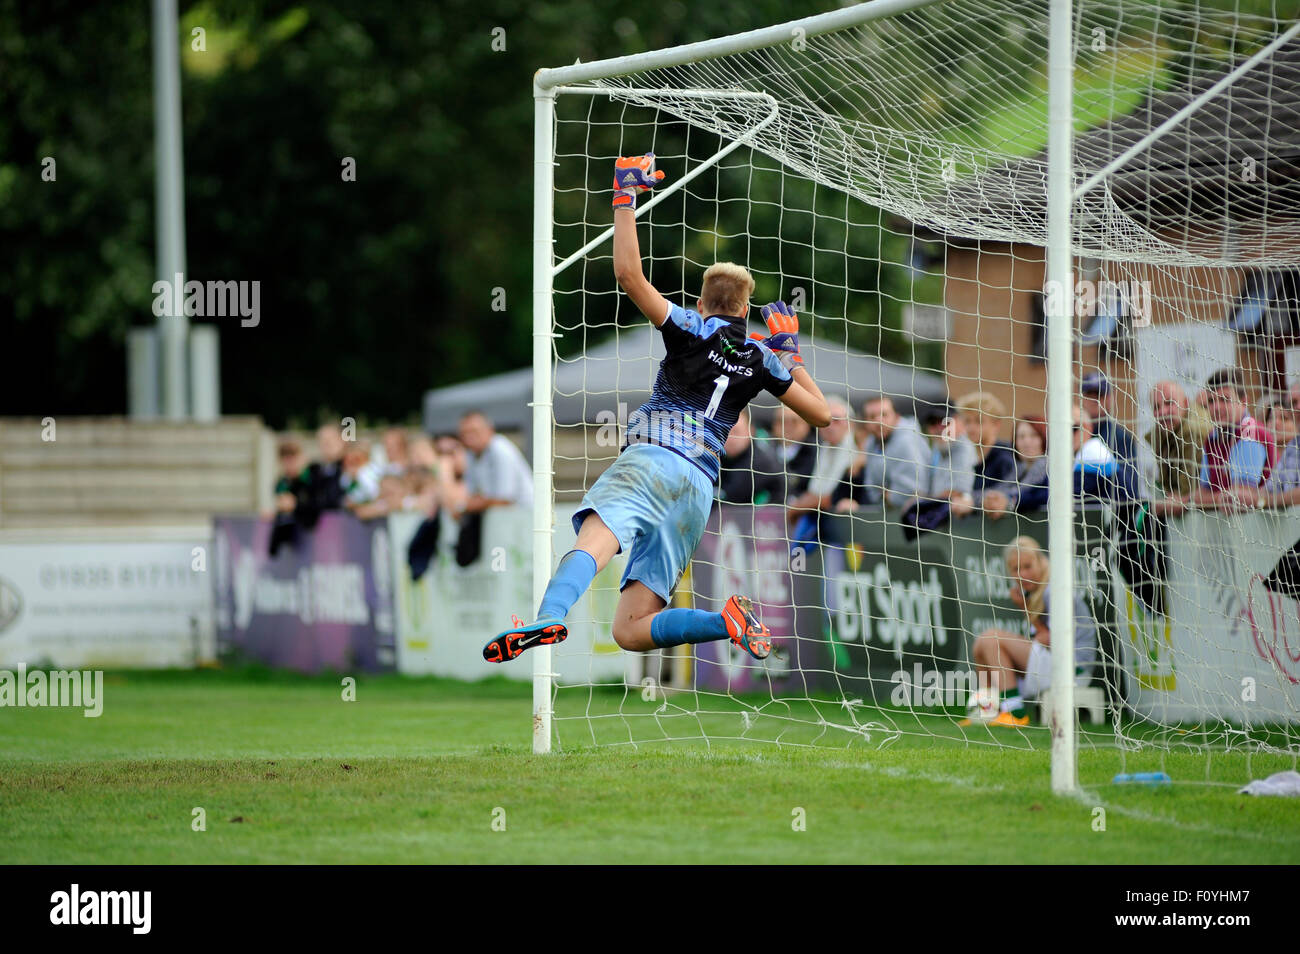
[{"left": 483, "top": 153, "right": 831, "bottom": 665}]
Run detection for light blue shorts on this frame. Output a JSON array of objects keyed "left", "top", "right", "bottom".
[{"left": 572, "top": 443, "right": 715, "bottom": 603}]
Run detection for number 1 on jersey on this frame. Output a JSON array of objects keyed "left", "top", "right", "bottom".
[{"left": 704, "top": 374, "right": 729, "bottom": 420}]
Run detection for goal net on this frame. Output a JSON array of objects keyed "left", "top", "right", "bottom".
[{"left": 535, "top": 0, "right": 1300, "bottom": 786}]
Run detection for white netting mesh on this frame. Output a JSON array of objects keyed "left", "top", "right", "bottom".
[
  {"left": 543, "top": 0, "right": 1300, "bottom": 783},
  {"left": 591, "top": 0, "right": 1300, "bottom": 266}
]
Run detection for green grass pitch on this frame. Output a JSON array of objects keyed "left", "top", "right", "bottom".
[{"left": 0, "top": 668, "right": 1296, "bottom": 864}]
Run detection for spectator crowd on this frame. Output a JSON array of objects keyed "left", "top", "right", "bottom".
[
  {"left": 266, "top": 366, "right": 1300, "bottom": 581},
  {"left": 267, "top": 410, "right": 533, "bottom": 568},
  {"left": 261, "top": 367, "right": 1296, "bottom": 728},
  {"left": 716, "top": 365, "right": 1300, "bottom": 728},
  {"left": 716, "top": 366, "right": 1300, "bottom": 533}
]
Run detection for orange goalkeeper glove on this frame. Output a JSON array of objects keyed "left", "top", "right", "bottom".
[
  {"left": 613, "top": 153, "right": 666, "bottom": 210},
  {"left": 749, "top": 300, "right": 803, "bottom": 370}
]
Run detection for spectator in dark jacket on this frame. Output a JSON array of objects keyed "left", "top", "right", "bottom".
[
  {"left": 1081, "top": 370, "right": 1149, "bottom": 498},
  {"left": 269, "top": 438, "right": 315, "bottom": 555},
  {"left": 984, "top": 416, "right": 1049, "bottom": 517},
  {"left": 306, "top": 423, "right": 349, "bottom": 513},
  {"left": 719, "top": 407, "right": 785, "bottom": 505},
  {"left": 272, "top": 439, "right": 310, "bottom": 513}
]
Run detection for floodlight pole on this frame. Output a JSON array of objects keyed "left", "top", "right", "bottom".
[
  {"left": 152, "top": 0, "right": 189, "bottom": 420},
  {"left": 1046, "top": 0, "right": 1078, "bottom": 794}
]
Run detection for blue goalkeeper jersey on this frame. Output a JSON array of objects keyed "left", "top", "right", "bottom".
[{"left": 623, "top": 302, "right": 794, "bottom": 483}]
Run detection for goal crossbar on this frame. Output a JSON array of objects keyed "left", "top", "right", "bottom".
[{"left": 533, "top": 0, "right": 949, "bottom": 91}]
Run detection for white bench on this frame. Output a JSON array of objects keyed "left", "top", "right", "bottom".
[{"left": 1037, "top": 685, "right": 1108, "bottom": 724}]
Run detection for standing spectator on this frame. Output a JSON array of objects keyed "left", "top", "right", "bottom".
[
  {"left": 354, "top": 474, "right": 409, "bottom": 520},
  {"left": 380, "top": 427, "right": 411, "bottom": 477},
  {"left": 341, "top": 439, "right": 381, "bottom": 508},
  {"left": 404, "top": 434, "right": 460, "bottom": 582},
  {"left": 452, "top": 412, "right": 532, "bottom": 567},
  {"left": 768, "top": 404, "right": 817, "bottom": 499},
  {"left": 950, "top": 391, "right": 1017, "bottom": 518},
  {"left": 433, "top": 433, "right": 463, "bottom": 461},
  {"left": 1193, "top": 367, "right": 1277, "bottom": 509},
  {"left": 1012, "top": 404, "right": 1133, "bottom": 510},
  {"left": 433, "top": 433, "right": 469, "bottom": 515},
  {"left": 983, "top": 416, "right": 1048, "bottom": 518},
  {"left": 719, "top": 407, "right": 785, "bottom": 505},
  {"left": 308, "top": 423, "right": 349, "bottom": 512},
  {"left": 399, "top": 436, "right": 441, "bottom": 516},
  {"left": 788, "top": 395, "right": 857, "bottom": 517},
  {"left": 1105, "top": 384, "right": 1193, "bottom": 617},
  {"left": 1145, "top": 379, "right": 1213, "bottom": 504},
  {"left": 1075, "top": 404, "right": 1135, "bottom": 503},
  {"left": 786, "top": 396, "right": 857, "bottom": 547},
  {"left": 458, "top": 411, "right": 534, "bottom": 513},
  {"left": 1261, "top": 396, "right": 1300, "bottom": 506},
  {"left": 1081, "top": 372, "right": 1141, "bottom": 464},
  {"left": 919, "top": 406, "right": 977, "bottom": 503},
  {"left": 269, "top": 433, "right": 358, "bottom": 550},
  {"left": 1255, "top": 396, "right": 1300, "bottom": 600},
  {"left": 1083, "top": 371, "right": 1153, "bottom": 499},
  {"left": 272, "top": 439, "right": 309, "bottom": 515},
  {"left": 408, "top": 434, "right": 438, "bottom": 474},
  {"left": 316, "top": 422, "right": 345, "bottom": 465},
  {"left": 350, "top": 441, "right": 436, "bottom": 521},
  {"left": 268, "top": 438, "right": 312, "bottom": 555},
  {"left": 836, "top": 394, "right": 930, "bottom": 510},
  {"left": 892, "top": 407, "right": 979, "bottom": 538}
]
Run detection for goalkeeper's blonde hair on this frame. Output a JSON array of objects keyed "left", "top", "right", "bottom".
[{"left": 700, "top": 262, "right": 754, "bottom": 316}]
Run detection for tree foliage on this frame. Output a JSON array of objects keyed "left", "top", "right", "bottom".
[{"left": 1, "top": 0, "right": 1290, "bottom": 423}]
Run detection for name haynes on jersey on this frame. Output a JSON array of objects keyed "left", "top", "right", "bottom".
[{"left": 706, "top": 348, "right": 754, "bottom": 376}]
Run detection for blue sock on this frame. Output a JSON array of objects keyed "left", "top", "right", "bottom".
[
  {"left": 650, "top": 608, "right": 729, "bottom": 648},
  {"left": 535, "top": 549, "right": 599, "bottom": 621}
]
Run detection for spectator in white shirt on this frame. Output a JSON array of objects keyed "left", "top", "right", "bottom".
[
  {"left": 458, "top": 411, "right": 534, "bottom": 513},
  {"left": 342, "top": 439, "right": 381, "bottom": 507}
]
